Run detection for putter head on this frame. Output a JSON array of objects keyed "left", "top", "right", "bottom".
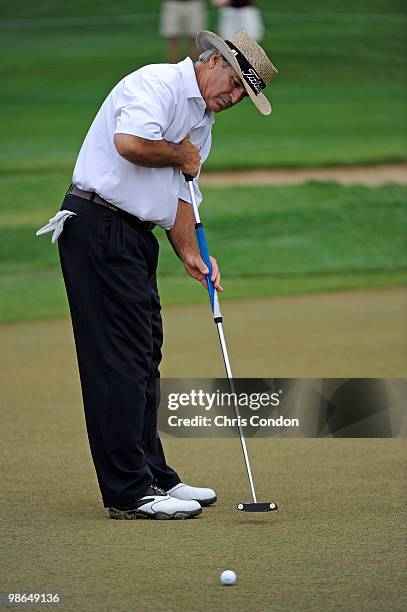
[{"left": 237, "top": 502, "right": 278, "bottom": 512}]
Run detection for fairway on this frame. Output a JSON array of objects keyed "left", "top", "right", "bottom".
[
  {"left": 1, "top": 1, "right": 406, "bottom": 172},
  {"left": 1, "top": 181, "right": 406, "bottom": 323}
]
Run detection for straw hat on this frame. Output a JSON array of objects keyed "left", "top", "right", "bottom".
[{"left": 196, "top": 30, "right": 278, "bottom": 116}]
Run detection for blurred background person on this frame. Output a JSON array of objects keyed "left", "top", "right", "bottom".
[
  {"left": 160, "top": 0, "right": 207, "bottom": 62},
  {"left": 212, "top": 0, "right": 264, "bottom": 41}
]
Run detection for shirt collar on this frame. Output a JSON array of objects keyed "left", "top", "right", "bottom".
[
  {"left": 178, "top": 57, "right": 204, "bottom": 101},
  {"left": 177, "top": 57, "right": 215, "bottom": 125}
]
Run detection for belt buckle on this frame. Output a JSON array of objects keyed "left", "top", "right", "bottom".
[{"left": 102, "top": 201, "right": 118, "bottom": 212}]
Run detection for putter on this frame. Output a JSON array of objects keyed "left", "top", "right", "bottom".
[{"left": 184, "top": 174, "right": 278, "bottom": 514}]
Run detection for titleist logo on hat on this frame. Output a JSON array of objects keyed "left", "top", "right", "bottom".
[
  {"left": 242, "top": 68, "right": 264, "bottom": 93},
  {"left": 225, "top": 40, "right": 266, "bottom": 95}
]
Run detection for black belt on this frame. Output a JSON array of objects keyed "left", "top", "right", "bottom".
[{"left": 67, "top": 184, "right": 156, "bottom": 230}]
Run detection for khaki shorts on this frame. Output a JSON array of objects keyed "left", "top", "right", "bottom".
[
  {"left": 160, "top": 0, "right": 207, "bottom": 38},
  {"left": 219, "top": 6, "right": 264, "bottom": 41}
]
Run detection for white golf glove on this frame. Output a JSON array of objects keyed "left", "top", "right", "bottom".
[{"left": 35, "top": 210, "right": 77, "bottom": 243}]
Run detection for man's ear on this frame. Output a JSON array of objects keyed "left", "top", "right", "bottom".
[{"left": 209, "top": 52, "right": 223, "bottom": 68}]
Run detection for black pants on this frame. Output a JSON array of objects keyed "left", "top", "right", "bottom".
[{"left": 58, "top": 194, "right": 180, "bottom": 508}]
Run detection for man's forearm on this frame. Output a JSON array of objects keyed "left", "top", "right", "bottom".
[
  {"left": 168, "top": 199, "right": 221, "bottom": 291},
  {"left": 114, "top": 134, "right": 201, "bottom": 176},
  {"left": 167, "top": 199, "right": 198, "bottom": 262},
  {"left": 114, "top": 134, "right": 184, "bottom": 168}
]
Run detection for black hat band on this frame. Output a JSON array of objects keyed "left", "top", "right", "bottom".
[{"left": 225, "top": 40, "right": 266, "bottom": 95}]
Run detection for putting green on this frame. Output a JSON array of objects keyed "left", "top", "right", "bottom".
[
  {"left": 162, "top": 287, "right": 407, "bottom": 378},
  {"left": 1, "top": 288, "right": 406, "bottom": 610}
]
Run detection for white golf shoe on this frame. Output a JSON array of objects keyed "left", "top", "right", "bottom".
[
  {"left": 108, "top": 485, "right": 202, "bottom": 520},
  {"left": 166, "top": 482, "right": 217, "bottom": 506}
]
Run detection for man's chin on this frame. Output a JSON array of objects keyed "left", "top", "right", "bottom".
[{"left": 208, "top": 99, "right": 225, "bottom": 113}]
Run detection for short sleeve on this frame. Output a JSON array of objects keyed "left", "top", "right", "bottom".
[
  {"left": 114, "top": 70, "right": 177, "bottom": 141},
  {"left": 179, "top": 177, "right": 203, "bottom": 208},
  {"left": 178, "top": 128, "right": 212, "bottom": 207}
]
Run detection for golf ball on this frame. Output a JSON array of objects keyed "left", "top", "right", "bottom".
[{"left": 220, "top": 570, "right": 237, "bottom": 586}]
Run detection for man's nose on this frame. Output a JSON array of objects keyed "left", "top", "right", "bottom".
[{"left": 231, "top": 86, "right": 246, "bottom": 105}]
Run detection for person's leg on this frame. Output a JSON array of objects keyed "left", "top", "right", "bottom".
[
  {"left": 142, "top": 252, "right": 181, "bottom": 490},
  {"left": 186, "top": 0, "right": 206, "bottom": 61},
  {"left": 188, "top": 38, "right": 199, "bottom": 61},
  {"left": 160, "top": 1, "right": 183, "bottom": 62},
  {"left": 242, "top": 6, "right": 264, "bottom": 41},
  {"left": 58, "top": 195, "right": 156, "bottom": 508},
  {"left": 218, "top": 7, "right": 239, "bottom": 40},
  {"left": 167, "top": 37, "right": 182, "bottom": 63}
]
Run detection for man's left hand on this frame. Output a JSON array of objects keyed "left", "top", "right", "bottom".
[{"left": 183, "top": 253, "right": 223, "bottom": 292}]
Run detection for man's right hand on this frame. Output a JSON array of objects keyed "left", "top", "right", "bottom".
[
  {"left": 178, "top": 136, "right": 201, "bottom": 178},
  {"left": 114, "top": 133, "right": 201, "bottom": 176}
]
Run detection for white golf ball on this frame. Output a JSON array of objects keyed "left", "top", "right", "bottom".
[{"left": 220, "top": 570, "right": 237, "bottom": 586}]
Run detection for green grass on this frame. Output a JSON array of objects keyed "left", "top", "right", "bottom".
[
  {"left": 0, "top": 1, "right": 406, "bottom": 172},
  {"left": 0, "top": 173, "right": 406, "bottom": 322}
]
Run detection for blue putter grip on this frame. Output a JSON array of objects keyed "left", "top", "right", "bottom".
[
  {"left": 195, "top": 225, "right": 216, "bottom": 313},
  {"left": 184, "top": 173, "right": 221, "bottom": 319}
]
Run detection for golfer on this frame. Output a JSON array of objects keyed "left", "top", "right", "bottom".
[{"left": 36, "top": 30, "right": 277, "bottom": 520}]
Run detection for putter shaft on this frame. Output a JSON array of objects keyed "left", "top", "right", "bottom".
[{"left": 186, "top": 176, "right": 258, "bottom": 504}]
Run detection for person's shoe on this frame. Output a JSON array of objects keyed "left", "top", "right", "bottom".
[
  {"left": 108, "top": 485, "right": 202, "bottom": 520},
  {"left": 166, "top": 483, "right": 217, "bottom": 507}
]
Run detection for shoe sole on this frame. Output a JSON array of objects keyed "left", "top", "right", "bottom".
[
  {"left": 198, "top": 496, "right": 217, "bottom": 507},
  {"left": 108, "top": 507, "right": 202, "bottom": 520},
  {"left": 169, "top": 495, "right": 217, "bottom": 507}
]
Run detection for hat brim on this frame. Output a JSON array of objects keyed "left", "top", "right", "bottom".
[{"left": 196, "top": 30, "right": 272, "bottom": 116}]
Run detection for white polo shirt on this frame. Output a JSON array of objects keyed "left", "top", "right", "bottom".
[{"left": 72, "top": 57, "right": 214, "bottom": 230}]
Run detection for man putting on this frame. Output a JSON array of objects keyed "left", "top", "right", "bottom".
[{"left": 36, "top": 30, "right": 277, "bottom": 519}]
